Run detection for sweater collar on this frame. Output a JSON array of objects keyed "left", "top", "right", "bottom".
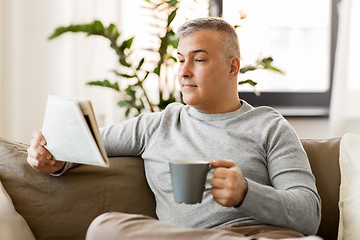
[{"left": 185, "top": 100, "right": 253, "bottom": 121}]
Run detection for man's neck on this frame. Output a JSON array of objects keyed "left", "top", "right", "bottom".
[{"left": 193, "top": 100, "right": 242, "bottom": 114}]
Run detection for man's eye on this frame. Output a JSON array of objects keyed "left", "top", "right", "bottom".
[
  {"left": 179, "top": 59, "right": 185, "bottom": 63},
  {"left": 195, "top": 59, "right": 204, "bottom": 62}
]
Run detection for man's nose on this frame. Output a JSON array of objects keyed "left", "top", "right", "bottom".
[{"left": 179, "top": 62, "right": 193, "bottom": 78}]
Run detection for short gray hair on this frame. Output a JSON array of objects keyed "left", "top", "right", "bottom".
[{"left": 176, "top": 17, "right": 240, "bottom": 59}]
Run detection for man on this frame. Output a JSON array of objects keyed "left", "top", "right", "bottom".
[{"left": 27, "top": 17, "right": 321, "bottom": 239}]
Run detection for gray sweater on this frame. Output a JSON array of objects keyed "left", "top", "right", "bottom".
[{"left": 100, "top": 100, "right": 321, "bottom": 235}]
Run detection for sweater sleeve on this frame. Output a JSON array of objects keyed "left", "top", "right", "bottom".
[
  {"left": 50, "top": 162, "right": 78, "bottom": 176},
  {"left": 100, "top": 112, "right": 163, "bottom": 157},
  {"left": 237, "top": 112, "right": 321, "bottom": 235}
]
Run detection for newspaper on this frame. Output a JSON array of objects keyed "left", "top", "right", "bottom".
[{"left": 42, "top": 95, "right": 109, "bottom": 167}]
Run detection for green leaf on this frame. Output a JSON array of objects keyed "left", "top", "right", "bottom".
[
  {"left": 238, "top": 79, "right": 258, "bottom": 86},
  {"left": 154, "top": 65, "right": 161, "bottom": 76},
  {"left": 166, "top": 30, "right": 178, "bottom": 48},
  {"left": 136, "top": 58, "right": 145, "bottom": 71},
  {"left": 86, "top": 79, "right": 120, "bottom": 91},
  {"left": 115, "top": 37, "right": 134, "bottom": 68},
  {"left": 167, "top": 9, "right": 178, "bottom": 27},
  {"left": 125, "top": 86, "right": 136, "bottom": 102},
  {"left": 263, "top": 56, "right": 273, "bottom": 62},
  {"left": 166, "top": 0, "right": 179, "bottom": 7},
  {"left": 93, "top": 20, "right": 105, "bottom": 33},
  {"left": 119, "top": 57, "right": 131, "bottom": 68},
  {"left": 143, "top": 71, "right": 150, "bottom": 81},
  {"left": 270, "top": 66, "right": 284, "bottom": 74},
  {"left": 139, "top": 98, "right": 146, "bottom": 109},
  {"left": 48, "top": 20, "right": 106, "bottom": 40},
  {"left": 107, "top": 23, "right": 115, "bottom": 35},
  {"left": 125, "top": 108, "right": 131, "bottom": 117},
  {"left": 120, "top": 37, "right": 134, "bottom": 52},
  {"left": 117, "top": 100, "right": 129, "bottom": 107},
  {"left": 258, "top": 57, "right": 284, "bottom": 74},
  {"left": 168, "top": 56, "right": 178, "bottom": 63},
  {"left": 121, "top": 74, "right": 135, "bottom": 78},
  {"left": 239, "top": 66, "right": 257, "bottom": 74},
  {"left": 113, "top": 31, "right": 120, "bottom": 40},
  {"left": 144, "top": 48, "right": 156, "bottom": 52},
  {"left": 112, "top": 71, "right": 135, "bottom": 79}
]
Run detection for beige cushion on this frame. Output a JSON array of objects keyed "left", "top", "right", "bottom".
[
  {"left": 338, "top": 133, "right": 360, "bottom": 240},
  {"left": 0, "top": 137, "right": 156, "bottom": 240},
  {"left": 301, "top": 137, "right": 341, "bottom": 240},
  {"left": 0, "top": 181, "right": 36, "bottom": 240}
]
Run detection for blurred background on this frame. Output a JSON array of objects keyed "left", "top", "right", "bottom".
[{"left": 0, "top": 0, "right": 359, "bottom": 143}]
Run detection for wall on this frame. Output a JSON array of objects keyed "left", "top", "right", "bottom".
[
  {"left": 0, "top": 0, "right": 121, "bottom": 143},
  {"left": 1, "top": 1, "right": 64, "bottom": 142},
  {"left": 287, "top": 118, "right": 333, "bottom": 139}
]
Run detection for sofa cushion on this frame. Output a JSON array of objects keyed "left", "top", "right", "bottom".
[
  {"left": 338, "top": 133, "right": 360, "bottom": 240},
  {"left": 0, "top": 180, "right": 36, "bottom": 240},
  {"left": 301, "top": 137, "right": 341, "bottom": 240},
  {"left": 0, "top": 137, "right": 156, "bottom": 240}
]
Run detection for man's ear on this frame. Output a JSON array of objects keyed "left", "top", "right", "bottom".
[{"left": 229, "top": 56, "right": 240, "bottom": 78}]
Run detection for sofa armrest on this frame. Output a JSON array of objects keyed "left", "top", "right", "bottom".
[
  {"left": 0, "top": 137, "right": 156, "bottom": 240},
  {"left": 301, "top": 137, "right": 341, "bottom": 240}
]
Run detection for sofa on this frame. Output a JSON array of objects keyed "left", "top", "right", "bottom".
[{"left": 0, "top": 136, "right": 343, "bottom": 240}]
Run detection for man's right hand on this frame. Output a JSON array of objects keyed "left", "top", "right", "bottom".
[{"left": 27, "top": 130, "right": 66, "bottom": 174}]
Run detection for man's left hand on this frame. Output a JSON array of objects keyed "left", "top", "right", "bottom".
[{"left": 209, "top": 159, "right": 248, "bottom": 207}]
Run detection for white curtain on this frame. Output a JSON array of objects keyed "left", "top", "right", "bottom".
[
  {"left": 330, "top": 0, "right": 360, "bottom": 137},
  {"left": 0, "top": 0, "right": 121, "bottom": 142}
]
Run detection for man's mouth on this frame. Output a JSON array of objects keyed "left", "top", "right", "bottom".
[
  {"left": 182, "top": 83, "right": 197, "bottom": 88},
  {"left": 181, "top": 80, "right": 198, "bottom": 89}
]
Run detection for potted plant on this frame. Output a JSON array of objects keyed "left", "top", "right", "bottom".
[{"left": 48, "top": 0, "right": 282, "bottom": 118}]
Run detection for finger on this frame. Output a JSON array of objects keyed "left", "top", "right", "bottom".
[
  {"left": 210, "top": 177, "right": 227, "bottom": 189},
  {"left": 27, "top": 156, "right": 45, "bottom": 168},
  {"left": 27, "top": 145, "right": 54, "bottom": 165},
  {"left": 29, "top": 138, "right": 49, "bottom": 161},
  {"left": 32, "top": 129, "right": 46, "bottom": 145},
  {"left": 38, "top": 161, "right": 65, "bottom": 174},
  {"left": 30, "top": 134, "right": 52, "bottom": 158},
  {"left": 211, "top": 181, "right": 247, "bottom": 207},
  {"left": 209, "top": 159, "right": 236, "bottom": 168},
  {"left": 27, "top": 157, "right": 65, "bottom": 174},
  {"left": 211, "top": 188, "right": 233, "bottom": 199},
  {"left": 211, "top": 172, "right": 239, "bottom": 191},
  {"left": 34, "top": 144, "right": 53, "bottom": 161},
  {"left": 211, "top": 188, "right": 234, "bottom": 207},
  {"left": 212, "top": 167, "right": 229, "bottom": 179}
]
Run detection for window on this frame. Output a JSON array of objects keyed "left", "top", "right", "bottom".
[{"left": 211, "top": 0, "right": 340, "bottom": 117}]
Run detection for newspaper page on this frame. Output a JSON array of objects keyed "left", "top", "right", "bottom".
[{"left": 42, "top": 95, "right": 109, "bottom": 167}]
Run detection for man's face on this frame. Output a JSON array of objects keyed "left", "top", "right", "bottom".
[{"left": 177, "top": 29, "right": 235, "bottom": 113}]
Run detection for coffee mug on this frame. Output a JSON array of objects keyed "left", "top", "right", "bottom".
[{"left": 169, "top": 160, "right": 212, "bottom": 204}]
